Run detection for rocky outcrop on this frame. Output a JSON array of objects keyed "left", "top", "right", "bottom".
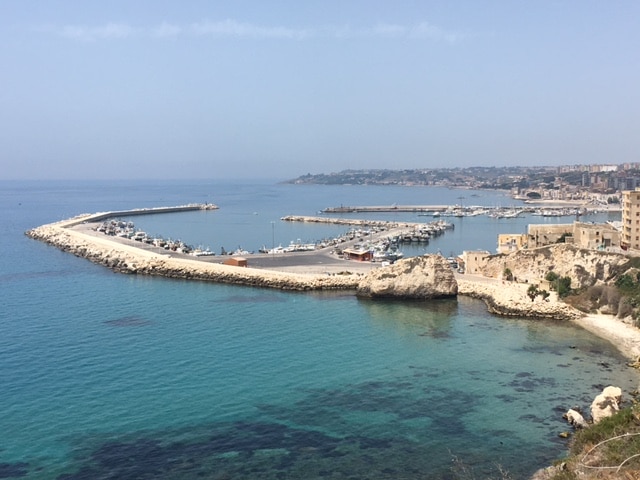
[
  {"left": 456, "top": 276, "right": 583, "bottom": 320},
  {"left": 478, "top": 244, "right": 628, "bottom": 289},
  {"left": 532, "top": 385, "right": 627, "bottom": 479},
  {"left": 356, "top": 255, "right": 457, "bottom": 299},
  {"left": 563, "top": 408, "right": 588, "bottom": 429},
  {"left": 590, "top": 386, "right": 623, "bottom": 424}
]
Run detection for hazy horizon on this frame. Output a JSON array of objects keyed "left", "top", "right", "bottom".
[{"left": 2, "top": 1, "right": 639, "bottom": 180}]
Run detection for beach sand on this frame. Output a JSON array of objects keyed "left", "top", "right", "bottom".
[
  {"left": 457, "top": 273, "right": 640, "bottom": 362},
  {"left": 574, "top": 313, "right": 640, "bottom": 361}
]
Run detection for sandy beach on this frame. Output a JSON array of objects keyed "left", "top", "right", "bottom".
[{"left": 457, "top": 273, "right": 640, "bottom": 362}]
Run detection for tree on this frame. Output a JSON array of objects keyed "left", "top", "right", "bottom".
[
  {"left": 557, "top": 276, "right": 572, "bottom": 297},
  {"left": 503, "top": 267, "right": 513, "bottom": 281},
  {"left": 545, "top": 271, "right": 559, "bottom": 282}
]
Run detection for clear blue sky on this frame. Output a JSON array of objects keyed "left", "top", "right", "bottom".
[{"left": 1, "top": 1, "right": 639, "bottom": 180}]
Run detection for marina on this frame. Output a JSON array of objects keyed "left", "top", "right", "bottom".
[
  {"left": 5, "top": 180, "right": 634, "bottom": 479},
  {"left": 90, "top": 211, "right": 459, "bottom": 266}
]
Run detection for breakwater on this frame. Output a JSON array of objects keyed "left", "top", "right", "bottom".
[
  {"left": 61, "top": 203, "right": 218, "bottom": 227},
  {"left": 24, "top": 210, "right": 594, "bottom": 322},
  {"left": 25, "top": 222, "right": 362, "bottom": 291}
]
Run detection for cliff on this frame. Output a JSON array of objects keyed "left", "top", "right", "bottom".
[
  {"left": 478, "top": 243, "right": 628, "bottom": 289},
  {"left": 457, "top": 275, "right": 583, "bottom": 321}
]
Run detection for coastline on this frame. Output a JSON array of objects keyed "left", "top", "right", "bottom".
[
  {"left": 458, "top": 273, "right": 640, "bottom": 362},
  {"left": 25, "top": 217, "right": 367, "bottom": 291},
  {"left": 26, "top": 214, "right": 640, "bottom": 362}
]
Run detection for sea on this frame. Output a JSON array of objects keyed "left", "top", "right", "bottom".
[{"left": 1, "top": 179, "right": 637, "bottom": 479}]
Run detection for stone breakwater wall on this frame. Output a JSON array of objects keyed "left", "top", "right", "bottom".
[
  {"left": 25, "top": 219, "right": 588, "bottom": 320},
  {"left": 25, "top": 225, "right": 361, "bottom": 291},
  {"left": 457, "top": 276, "right": 583, "bottom": 321}
]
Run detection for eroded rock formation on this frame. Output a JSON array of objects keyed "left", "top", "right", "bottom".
[
  {"left": 456, "top": 277, "right": 582, "bottom": 320},
  {"left": 478, "top": 244, "right": 627, "bottom": 289},
  {"left": 356, "top": 255, "right": 457, "bottom": 299},
  {"left": 590, "top": 386, "right": 623, "bottom": 424}
]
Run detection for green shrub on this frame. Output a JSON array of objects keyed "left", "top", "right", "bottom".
[
  {"left": 503, "top": 267, "right": 513, "bottom": 281},
  {"left": 546, "top": 271, "right": 560, "bottom": 282},
  {"left": 527, "top": 284, "right": 539, "bottom": 301},
  {"left": 615, "top": 273, "right": 636, "bottom": 291},
  {"left": 557, "top": 276, "right": 572, "bottom": 297},
  {"left": 569, "top": 406, "right": 640, "bottom": 458}
]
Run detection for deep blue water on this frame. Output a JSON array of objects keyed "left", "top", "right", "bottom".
[{"left": 0, "top": 179, "right": 636, "bottom": 479}]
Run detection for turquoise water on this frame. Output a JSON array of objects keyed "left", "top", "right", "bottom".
[{"left": 0, "top": 180, "right": 636, "bottom": 479}]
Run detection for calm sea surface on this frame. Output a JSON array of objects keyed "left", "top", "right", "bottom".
[{"left": 0, "top": 179, "right": 636, "bottom": 479}]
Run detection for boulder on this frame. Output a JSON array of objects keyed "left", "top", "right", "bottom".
[
  {"left": 590, "top": 386, "right": 623, "bottom": 424},
  {"left": 602, "top": 385, "right": 623, "bottom": 403},
  {"left": 356, "top": 255, "right": 457, "bottom": 299},
  {"left": 563, "top": 408, "right": 588, "bottom": 429}
]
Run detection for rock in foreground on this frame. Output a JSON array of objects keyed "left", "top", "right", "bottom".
[{"left": 356, "top": 255, "right": 457, "bottom": 299}]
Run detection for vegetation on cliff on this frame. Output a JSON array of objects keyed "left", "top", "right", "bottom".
[
  {"left": 563, "top": 257, "right": 640, "bottom": 325},
  {"left": 546, "top": 402, "right": 640, "bottom": 479}
]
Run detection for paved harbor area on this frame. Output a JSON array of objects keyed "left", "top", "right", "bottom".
[{"left": 72, "top": 221, "right": 386, "bottom": 275}]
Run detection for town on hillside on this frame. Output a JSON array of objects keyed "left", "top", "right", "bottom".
[
  {"left": 287, "top": 163, "right": 640, "bottom": 205},
  {"left": 287, "top": 165, "right": 640, "bottom": 270}
]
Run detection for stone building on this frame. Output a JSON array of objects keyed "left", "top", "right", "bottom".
[
  {"left": 461, "top": 250, "right": 491, "bottom": 274},
  {"left": 497, "top": 233, "right": 528, "bottom": 254},
  {"left": 500, "top": 222, "right": 621, "bottom": 253},
  {"left": 573, "top": 222, "right": 619, "bottom": 250},
  {"left": 527, "top": 224, "right": 573, "bottom": 248}
]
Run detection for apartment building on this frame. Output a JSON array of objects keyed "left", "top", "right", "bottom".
[{"left": 621, "top": 187, "right": 640, "bottom": 250}]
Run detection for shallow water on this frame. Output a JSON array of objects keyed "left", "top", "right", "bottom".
[{"left": 0, "top": 180, "right": 635, "bottom": 479}]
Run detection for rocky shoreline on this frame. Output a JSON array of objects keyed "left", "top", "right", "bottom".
[
  {"left": 25, "top": 217, "right": 640, "bottom": 362},
  {"left": 25, "top": 215, "right": 640, "bottom": 480},
  {"left": 21, "top": 218, "right": 604, "bottom": 314},
  {"left": 456, "top": 275, "right": 583, "bottom": 321}
]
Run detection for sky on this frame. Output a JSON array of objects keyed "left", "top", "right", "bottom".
[{"left": 1, "top": 1, "right": 639, "bottom": 180}]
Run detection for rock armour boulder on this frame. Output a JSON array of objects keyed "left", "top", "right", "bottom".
[
  {"left": 356, "top": 255, "right": 457, "bottom": 299},
  {"left": 25, "top": 225, "right": 360, "bottom": 291}
]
